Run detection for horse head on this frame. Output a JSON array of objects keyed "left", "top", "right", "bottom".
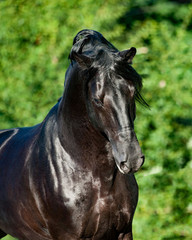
[{"left": 69, "top": 30, "right": 147, "bottom": 174}]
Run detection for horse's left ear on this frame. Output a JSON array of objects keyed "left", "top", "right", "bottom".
[
  {"left": 69, "top": 51, "right": 93, "bottom": 69},
  {"left": 119, "top": 47, "right": 137, "bottom": 64}
]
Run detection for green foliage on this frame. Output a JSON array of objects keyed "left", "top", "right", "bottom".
[
  {"left": 0, "top": 0, "right": 192, "bottom": 239},
  {"left": 2, "top": 236, "right": 16, "bottom": 240}
]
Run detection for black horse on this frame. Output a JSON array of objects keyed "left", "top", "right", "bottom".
[{"left": 0, "top": 30, "right": 147, "bottom": 240}]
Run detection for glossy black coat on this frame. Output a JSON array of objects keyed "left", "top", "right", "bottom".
[{"left": 0, "top": 30, "right": 146, "bottom": 240}]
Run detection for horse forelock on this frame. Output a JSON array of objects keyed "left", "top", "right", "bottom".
[{"left": 91, "top": 55, "right": 149, "bottom": 108}]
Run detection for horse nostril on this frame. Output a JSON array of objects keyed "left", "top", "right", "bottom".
[
  {"left": 120, "top": 161, "right": 125, "bottom": 169},
  {"left": 120, "top": 161, "right": 131, "bottom": 172}
]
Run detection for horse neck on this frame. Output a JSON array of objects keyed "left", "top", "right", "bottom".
[
  {"left": 57, "top": 65, "right": 116, "bottom": 179},
  {"left": 58, "top": 64, "right": 89, "bottom": 131}
]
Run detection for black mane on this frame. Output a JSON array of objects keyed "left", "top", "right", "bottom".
[
  {"left": 69, "top": 29, "right": 149, "bottom": 107},
  {"left": 114, "top": 61, "right": 149, "bottom": 107},
  {"left": 69, "top": 29, "right": 118, "bottom": 58}
]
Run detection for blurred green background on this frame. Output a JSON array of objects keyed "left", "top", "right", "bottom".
[{"left": 0, "top": 0, "right": 192, "bottom": 239}]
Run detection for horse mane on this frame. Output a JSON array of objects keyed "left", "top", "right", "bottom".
[
  {"left": 114, "top": 61, "right": 149, "bottom": 107},
  {"left": 69, "top": 29, "right": 149, "bottom": 107},
  {"left": 69, "top": 29, "right": 118, "bottom": 59}
]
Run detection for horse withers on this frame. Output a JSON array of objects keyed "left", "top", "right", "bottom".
[{"left": 0, "top": 30, "right": 148, "bottom": 240}]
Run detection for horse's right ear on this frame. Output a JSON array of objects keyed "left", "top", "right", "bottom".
[
  {"left": 69, "top": 51, "right": 93, "bottom": 69},
  {"left": 119, "top": 47, "right": 137, "bottom": 64}
]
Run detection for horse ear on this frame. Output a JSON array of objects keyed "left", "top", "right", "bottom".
[
  {"left": 69, "top": 51, "right": 93, "bottom": 69},
  {"left": 119, "top": 47, "right": 137, "bottom": 64}
]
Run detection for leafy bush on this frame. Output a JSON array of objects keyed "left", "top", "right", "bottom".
[{"left": 0, "top": 0, "right": 192, "bottom": 239}]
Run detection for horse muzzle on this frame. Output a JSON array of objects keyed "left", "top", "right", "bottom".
[
  {"left": 109, "top": 131, "right": 145, "bottom": 174},
  {"left": 119, "top": 154, "right": 145, "bottom": 174}
]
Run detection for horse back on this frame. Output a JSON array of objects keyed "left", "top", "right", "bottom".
[{"left": 0, "top": 125, "right": 40, "bottom": 168}]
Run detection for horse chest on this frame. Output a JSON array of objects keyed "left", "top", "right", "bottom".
[
  {"left": 56, "top": 173, "right": 136, "bottom": 239},
  {"left": 90, "top": 192, "right": 132, "bottom": 228}
]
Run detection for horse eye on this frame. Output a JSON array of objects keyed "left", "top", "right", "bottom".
[{"left": 93, "top": 98, "right": 103, "bottom": 107}]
